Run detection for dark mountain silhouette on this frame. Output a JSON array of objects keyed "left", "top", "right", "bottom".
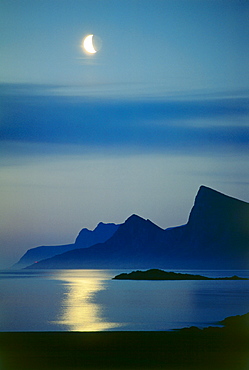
[
  {"left": 13, "top": 222, "right": 119, "bottom": 268},
  {"left": 74, "top": 222, "right": 119, "bottom": 246},
  {"left": 26, "top": 185, "right": 249, "bottom": 269},
  {"left": 163, "top": 185, "right": 249, "bottom": 268},
  {"left": 26, "top": 215, "right": 166, "bottom": 269}
]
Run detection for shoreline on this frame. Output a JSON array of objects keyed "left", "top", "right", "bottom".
[{"left": 1, "top": 313, "right": 248, "bottom": 370}]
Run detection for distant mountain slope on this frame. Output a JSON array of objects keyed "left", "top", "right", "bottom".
[
  {"left": 13, "top": 222, "right": 119, "bottom": 268},
  {"left": 74, "top": 222, "right": 119, "bottom": 246},
  {"left": 26, "top": 215, "right": 166, "bottom": 269},
  {"left": 26, "top": 186, "right": 249, "bottom": 269}
]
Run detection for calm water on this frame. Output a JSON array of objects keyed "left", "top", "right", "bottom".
[{"left": 0, "top": 269, "right": 248, "bottom": 332}]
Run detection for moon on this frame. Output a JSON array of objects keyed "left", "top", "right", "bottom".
[{"left": 82, "top": 34, "right": 97, "bottom": 54}]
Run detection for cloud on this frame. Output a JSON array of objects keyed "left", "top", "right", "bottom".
[{"left": 1, "top": 84, "right": 248, "bottom": 155}]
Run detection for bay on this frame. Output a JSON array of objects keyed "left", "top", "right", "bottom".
[{"left": 0, "top": 269, "right": 248, "bottom": 332}]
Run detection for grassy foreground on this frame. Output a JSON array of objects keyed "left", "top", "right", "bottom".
[{"left": 0, "top": 313, "right": 248, "bottom": 370}]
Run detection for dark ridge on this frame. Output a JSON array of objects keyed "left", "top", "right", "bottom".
[
  {"left": 24, "top": 185, "right": 249, "bottom": 270},
  {"left": 13, "top": 222, "right": 119, "bottom": 268}
]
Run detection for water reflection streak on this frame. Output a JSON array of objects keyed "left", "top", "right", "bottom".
[{"left": 51, "top": 270, "right": 121, "bottom": 331}]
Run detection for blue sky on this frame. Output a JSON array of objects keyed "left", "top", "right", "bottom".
[{"left": 0, "top": 0, "right": 249, "bottom": 268}]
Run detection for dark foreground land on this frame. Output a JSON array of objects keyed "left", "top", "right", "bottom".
[{"left": 0, "top": 313, "right": 248, "bottom": 370}]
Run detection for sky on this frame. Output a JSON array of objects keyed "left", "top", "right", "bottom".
[{"left": 0, "top": 0, "right": 249, "bottom": 268}]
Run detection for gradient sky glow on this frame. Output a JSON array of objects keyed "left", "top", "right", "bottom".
[{"left": 0, "top": 0, "right": 249, "bottom": 268}]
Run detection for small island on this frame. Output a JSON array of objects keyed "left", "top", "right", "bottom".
[{"left": 113, "top": 269, "right": 248, "bottom": 280}]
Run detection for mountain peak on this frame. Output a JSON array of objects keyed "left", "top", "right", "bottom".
[
  {"left": 197, "top": 185, "right": 225, "bottom": 198},
  {"left": 125, "top": 214, "right": 146, "bottom": 223},
  {"left": 74, "top": 221, "right": 119, "bottom": 246},
  {"left": 123, "top": 214, "right": 159, "bottom": 229},
  {"left": 118, "top": 214, "right": 163, "bottom": 239},
  {"left": 187, "top": 185, "right": 249, "bottom": 245},
  {"left": 195, "top": 185, "right": 247, "bottom": 206}
]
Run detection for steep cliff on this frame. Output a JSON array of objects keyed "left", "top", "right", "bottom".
[{"left": 26, "top": 186, "right": 249, "bottom": 269}]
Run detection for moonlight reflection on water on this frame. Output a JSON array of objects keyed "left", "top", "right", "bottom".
[
  {"left": 51, "top": 270, "right": 122, "bottom": 331},
  {"left": 0, "top": 269, "right": 248, "bottom": 331}
]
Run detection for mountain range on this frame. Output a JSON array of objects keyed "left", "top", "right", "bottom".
[
  {"left": 15, "top": 185, "right": 249, "bottom": 270},
  {"left": 13, "top": 222, "right": 119, "bottom": 269}
]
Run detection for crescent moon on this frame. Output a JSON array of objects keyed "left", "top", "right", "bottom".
[{"left": 83, "top": 34, "right": 97, "bottom": 54}]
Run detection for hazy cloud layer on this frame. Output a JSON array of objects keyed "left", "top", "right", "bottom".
[{"left": 1, "top": 85, "right": 249, "bottom": 155}]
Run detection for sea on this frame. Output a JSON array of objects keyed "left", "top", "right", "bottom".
[{"left": 0, "top": 269, "right": 248, "bottom": 332}]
